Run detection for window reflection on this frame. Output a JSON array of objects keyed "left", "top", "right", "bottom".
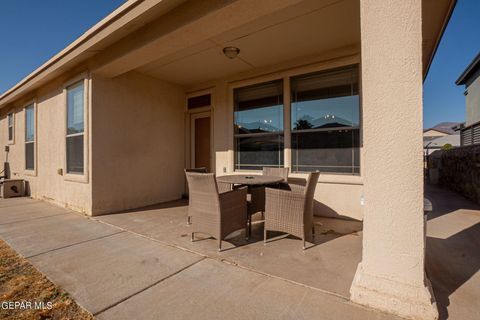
[
  {"left": 291, "top": 66, "right": 360, "bottom": 174},
  {"left": 234, "top": 80, "right": 284, "bottom": 170}
]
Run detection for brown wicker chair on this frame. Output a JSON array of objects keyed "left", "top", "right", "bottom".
[
  {"left": 185, "top": 172, "right": 248, "bottom": 251},
  {"left": 248, "top": 167, "right": 290, "bottom": 232},
  {"left": 263, "top": 171, "right": 320, "bottom": 250},
  {"left": 185, "top": 168, "right": 231, "bottom": 225}
]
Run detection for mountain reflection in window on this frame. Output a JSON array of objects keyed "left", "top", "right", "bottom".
[
  {"left": 234, "top": 80, "right": 284, "bottom": 170},
  {"left": 291, "top": 66, "right": 360, "bottom": 174}
]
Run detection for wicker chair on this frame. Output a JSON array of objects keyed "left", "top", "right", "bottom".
[
  {"left": 264, "top": 171, "right": 320, "bottom": 250},
  {"left": 185, "top": 172, "right": 248, "bottom": 251},
  {"left": 185, "top": 168, "right": 231, "bottom": 225},
  {"left": 248, "top": 167, "right": 290, "bottom": 230}
]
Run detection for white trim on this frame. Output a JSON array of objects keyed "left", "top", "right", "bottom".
[{"left": 63, "top": 72, "right": 90, "bottom": 183}]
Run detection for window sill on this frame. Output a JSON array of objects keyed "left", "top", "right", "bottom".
[
  {"left": 64, "top": 172, "right": 89, "bottom": 184},
  {"left": 231, "top": 170, "right": 363, "bottom": 185},
  {"left": 23, "top": 169, "right": 37, "bottom": 177},
  {"left": 290, "top": 172, "right": 363, "bottom": 185}
]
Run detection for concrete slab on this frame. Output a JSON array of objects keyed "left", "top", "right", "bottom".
[
  {"left": 426, "top": 185, "right": 480, "bottom": 320},
  {"left": 0, "top": 200, "right": 68, "bottom": 225},
  {"left": 0, "top": 212, "right": 120, "bottom": 257},
  {"left": 30, "top": 232, "right": 204, "bottom": 315},
  {"left": 98, "top": 200, "right": 362, "bottom": 297},
  {"left": 97, "top": 259, "right": 399, "bottom": 320}
]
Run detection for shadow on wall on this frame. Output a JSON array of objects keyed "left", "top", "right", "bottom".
[{"left": 289, "top": 176, "right": 362, "bottom": 221}]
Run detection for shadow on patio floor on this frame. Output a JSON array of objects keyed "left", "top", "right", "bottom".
[
  {"left": 97, "top": 199, "right": 363, "bottom": 298},
  {"left": 425, "top": 184, "right": 480, "bottom": 320}
]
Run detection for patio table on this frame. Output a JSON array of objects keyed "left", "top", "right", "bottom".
[{"left": 216, "top": 174, "right": 284, "bottom": 187}]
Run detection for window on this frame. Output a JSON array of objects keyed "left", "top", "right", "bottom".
[
  {"left": 25, "top": 105, "right": 35, "bottom": 170},
  {"left": 234, "top": 80, "right": 284, "bottom": 170},
  {"left": 291, "top": 66, "right": 360, "bottom": 174},
  {"left": 66, "top": 81, "right": 85, "bottom": 174},
  {"left": 7, "top": 113, "right": 14, "bottom": 142}
]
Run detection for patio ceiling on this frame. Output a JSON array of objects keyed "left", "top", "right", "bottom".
[{"left": 136, "top": 0, "right": 361, "bottom": 86}]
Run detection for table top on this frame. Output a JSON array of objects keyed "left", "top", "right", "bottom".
[{"left": 217, "top": 174, "right": 284, "bottom": 185}]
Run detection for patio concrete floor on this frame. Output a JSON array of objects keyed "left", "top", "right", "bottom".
[{"left": 0, "top": 184, "right": 478, "bottom": 319}]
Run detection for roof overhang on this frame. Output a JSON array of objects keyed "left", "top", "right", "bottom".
[
  {"left": 456, "top": 52, "right": 480, "bottom": 85},
  {"left": 0, "top": 0, "right": 457, "bottom": 109}
]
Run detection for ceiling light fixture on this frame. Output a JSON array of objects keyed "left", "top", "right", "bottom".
[{"left": 223, "top": 46, "right": 240, "bottom": 59}]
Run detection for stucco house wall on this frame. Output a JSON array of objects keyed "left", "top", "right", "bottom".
[
  {"left": 0, "top": 77, "right": 92, "bottom": 213},
  {"left": 91, "top": 71, "right": 185, "bottom": 215},
  {"left": 465, "top": 67, "right": 480, "bottom": 126}
]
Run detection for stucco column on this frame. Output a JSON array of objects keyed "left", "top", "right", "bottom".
[{"left": 350, "top": 1, "right": 438, "bottom": 319}]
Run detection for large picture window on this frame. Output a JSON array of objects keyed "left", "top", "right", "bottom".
[
  {"left": 234, "top": 80, "right": 284, "bottom": 170},
  {"left": 291, "top": 66, "right": 360, "bottom": 174},
  {"left": 66, "top": 81, "right": 85, "bottom": 174},
  {"left": 25, "top": 105, "right": 35, "bottom": 170}
]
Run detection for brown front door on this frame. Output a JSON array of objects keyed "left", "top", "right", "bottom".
[{"left": 193, "top": 115, "right": 211, "bottom": 171}]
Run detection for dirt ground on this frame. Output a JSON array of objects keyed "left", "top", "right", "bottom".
[{"left": 0, "top": 239, "right": 93, "bottom": 320}]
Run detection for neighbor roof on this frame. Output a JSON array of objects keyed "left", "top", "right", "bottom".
[
  {"left": 456, "top": 52, "right": 480, "bottom": 85},
  {"left": 423, "top": 122, "right": 461, "bottom": 135}
]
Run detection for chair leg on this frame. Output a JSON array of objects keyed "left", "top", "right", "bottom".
[
  {"left": 302, "top": 234, "right": 306, "bottom": 250},
  {"left": 312, "top": 225, "right": 315, "bottom": 238},
  {"left": 249, "top": 215, "right": 252, "bottom": 237},
  {"left": 191, "top": 232, "right": 195, "bottom": 242},
  {"left": 218, "top": 239, "right": 222, "bottom": 252},
  {"left": 264, "top": 228, "right": 267, "bottom": 245},
  {"left": 187, "top": 216, "right": 191, "bottom": 225}
]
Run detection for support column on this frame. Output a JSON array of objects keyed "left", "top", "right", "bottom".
[{"left": 350, "top": 1, "right": 438, "bottom": 319}]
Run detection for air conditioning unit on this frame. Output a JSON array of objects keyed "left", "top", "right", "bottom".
[{"left": 1, "top": 179, "right": 25, "bottom": 198}]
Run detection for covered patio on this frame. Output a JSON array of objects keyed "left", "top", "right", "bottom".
[
  {"left": 98, "top": 198, "right": 363, "bottom": 298},
  {"left": 1, "top": 184, "right": 476, "bottom": 319}
]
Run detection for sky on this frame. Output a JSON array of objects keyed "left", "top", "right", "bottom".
[
  {"left": 423, "top": 0, "right": 480, "bottom": 128},
  {"left": 0, "top": 0, "right": 478, "bottom": 129}
]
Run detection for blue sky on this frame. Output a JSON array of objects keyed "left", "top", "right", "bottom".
[
  {"left": 423, "top": 0, "right": 480, "bottom": 128},
  {"left": 0, "top": 1, "right": 478, "bottom": 129}
]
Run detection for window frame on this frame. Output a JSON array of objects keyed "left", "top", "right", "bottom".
[
  {"left": 233, "top": 79, "right": 285, "bottom": 171},
  {"left": 23, "top": 100, "right": 37, "bottom": 175},
  {"left": 7, "top": 111, "right": 15, "bottom": 144},
  {"left": 63, "top": 73, "right": 89, "bottom": 183},
  {"left": 230, "top": 61, "right": 362, "bottom": 177},
  {"left": 290, "top": 66, "right": 360, "bottom": 175}
]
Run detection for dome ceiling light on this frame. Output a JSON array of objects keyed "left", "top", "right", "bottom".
[{"left": 223, "top": 46, "right": 240, "bottom": 59}]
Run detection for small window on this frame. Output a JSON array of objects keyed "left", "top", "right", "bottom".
[
  {"left": 7, "top": 113, "right": 14, "bottom": 142},
  {"left": 234, "top": 80, "right": 284, "bottom": 170},
  {"left": 66, "top": 81, "right": 85, "bottom": 174},
  {"left": 291, "top": 66, "right": 360, "bottom": 174},
  {"left": 25, "top": 105, "right": 35, "bottom": 170},
  {"left": 188, "top": 94, "right": 211, "bottom": 109}
]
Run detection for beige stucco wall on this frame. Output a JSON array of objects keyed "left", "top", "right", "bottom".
[
  {"left": 465, "top": 68, "right": 480, "bottom": 126},
  {"left": 91, "top": 71, "right": 185, "bottom": 215},
  {"left": 350, "top": 1, "right": 437, "bottom": 319},
  {"left": 0, "top": 77, "right": 92, "bottom": 213}
]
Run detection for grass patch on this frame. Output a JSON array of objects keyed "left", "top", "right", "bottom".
[{"left": 0, "top": 239, "right": 93, "bottom": 320}]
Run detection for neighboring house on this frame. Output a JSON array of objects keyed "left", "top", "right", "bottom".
[
  {"left": 423, "top": 121, "right": 460, "bottom": 137},
  {"left": 456, "top": 52, "right": 480, "bottom": 145},
  {"left": 0, "top": 1, "right": 455, "bottom": 319},
  {"left": 423, "top": 122, "right": 461, "bottom": 156}
]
